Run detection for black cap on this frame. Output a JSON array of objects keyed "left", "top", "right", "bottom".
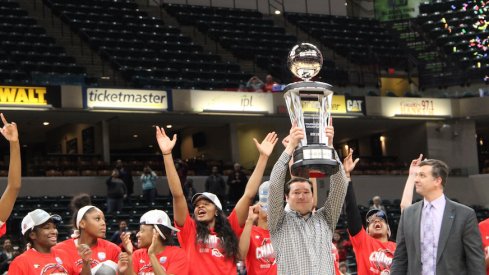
[{"left": 366, "top": 209, "right": 388, "bottom": 224}]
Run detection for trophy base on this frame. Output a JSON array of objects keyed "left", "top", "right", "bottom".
[{"left": 291, "top": 145, "right": 339, "bottom": 178}]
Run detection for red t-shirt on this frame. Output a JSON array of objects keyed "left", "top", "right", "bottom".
[
  {"left": 0, "top": 222, "right": 5, "bottom": 238},
  {"left": 349, "top": 228, "right": 396, "bottom": 274},
  {"left": 8, "top": 248, "right": 76, "bottom": 274},
  {"left": 55, "top": 238, "right": 121, "bottom": 273},
  {"left": 175, "top": 210, "right": 243, "bottom": 275},
  {"left": 479, "top": 218, "right": 489, "bottom": 275},
  {"left": 332, "top": 243, "right": 340, "bottom": 275},
  {"left": 245, "top": 226, "right": 276, "bottom": 275},
  {"left": 132, "top": 246, "right": 189, "bottom": 274}
]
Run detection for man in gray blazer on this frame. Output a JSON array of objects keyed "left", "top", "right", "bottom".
[{"left": 390, "top": 159, "right": 485, "bottom": 275}]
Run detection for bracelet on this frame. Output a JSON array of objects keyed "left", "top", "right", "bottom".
[{"left": 163, "top": 152, "right": 171, "bottom": 155}]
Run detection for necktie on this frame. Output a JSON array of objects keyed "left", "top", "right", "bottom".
[{"left": 421, "top": 203, "right": 435, "bottom": 275}]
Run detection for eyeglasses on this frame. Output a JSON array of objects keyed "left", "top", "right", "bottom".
[{"left": 366, "top": 211, "right": 387, "bottom": 224}]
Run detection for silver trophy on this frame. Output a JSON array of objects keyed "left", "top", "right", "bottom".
[{"left": 284, "top": 43, "right": 339, "bottom": 178}]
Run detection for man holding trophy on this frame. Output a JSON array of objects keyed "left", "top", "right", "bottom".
[{"left": 268, "top": 43, "right": 349, "bottom": 275}]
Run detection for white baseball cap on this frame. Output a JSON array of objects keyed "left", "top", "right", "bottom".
[
  {"left": 21, "top": 209, "right": 62, "bottom": 235},
  {"left": 258, "top": 181, "right": 270, "bottom": 211},
  {"left": 140, "top": 210, "right": 179, "bottom": 232},
  {"left": 91, "top": 260, "right": 117, "bottom": 275},
  {"left": 191, "top": 192, "right": 222, "bottom": 210}
]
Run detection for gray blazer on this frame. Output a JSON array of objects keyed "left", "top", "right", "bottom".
[{"left": 390, "top": 197, "right": 485, "bottom": 275}]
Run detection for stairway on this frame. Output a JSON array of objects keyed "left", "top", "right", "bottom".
[
  {"left": 18, "top": 0, "right": 127, "bottom": 86},
  {"left": 389, "top": 19, "right": 466, "bottom": 88},
  {"left": 134, "top": 0, "right": 266, "bottom": 78}
]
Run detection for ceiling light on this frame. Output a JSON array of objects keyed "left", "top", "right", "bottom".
[
  {"left": 133, "top": 134, "right": 138, "bottom": 138},
  {"left": 166, "top": 124, "right": 172, "bottom": 128},
  {"left": 43, "top": 122, "right": 50, "bottom": 126}
]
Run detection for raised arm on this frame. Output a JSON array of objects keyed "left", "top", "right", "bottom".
[
  {"left": 400, "top": 154, "right": 422, "bottom": 213},
  {"left": 156, "top": 126, "right": 188, "bottom": 227},
  {"left": 119, "top": 232, "right": 135, "bottom": 275},
  {"left": 148, "top": 229, "right": 169, "bottom": 275},
  {"left": 268, "top": 125, "right": 303, "bottom": 234},
  {"left": 319, "top": 125, "right": 348, "bottom": 230},
  {"left": 0, "top": 113, "right": 21, "bottom": 222},
  {"left": 239, "top": 205, "right": 260, "bottom": 259},
  {"left": 235, "top": 132, "right": 278, "bottom": 226},
  {"left": 343, "top": 149, "right": 362, "bottom": 236}
]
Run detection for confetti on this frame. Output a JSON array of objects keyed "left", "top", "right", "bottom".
[{"left": 443, "top": 0, "right": 489, "bottom": 81}]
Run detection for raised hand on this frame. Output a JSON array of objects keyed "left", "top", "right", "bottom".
[
  {"left": 343, "top": 148, "right": 360, "bottom": 178},
  {"left": 288, "top": 121, "right": 305, "bottom": 150},
  {"left": 409, "top": 153, "right": 423, "bottom": 175},
  {"left": 0, "top": 113, "right": 18, "bottom": 142},
  {"left": 118, "top": 252, "right": 130, "bottom": 273},
  {"left": 247, "top": 205, "right": 260, "bottom": 223},
  {"left": 282, "top": 135, "right": 290, "bottom": 148},
  {"left": 120, "top": 231, "right": 133, "bottom": 255},
  {"left": 326, "top": 116, "right": 333, "bottom": 146},
  {"left": 253, "top": 132, "right": 278, "bottom": 157},
  {"left": 155, "top": 126, "right": 176, "bottom": 155},
  {"left": 148, "top": 229, "right": 159, "bottom": 255},
  {"left": 77, "top": 243, "right": 92, "bottom": 263}
]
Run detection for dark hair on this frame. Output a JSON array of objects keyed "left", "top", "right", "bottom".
[
  {"left": 156, "top": 224, "right": 175, "bottom": 246},
  {"left": 70, "top": 193, "right": 91, "bottom": 213},
  {"left": 194, "top": 210, "right": 239, "bottom": 262},
  {"left": 419, "top": 159, "right": 449, "bottom": 187},
  {"left": 284, "top": 177, "right": 313, "bottom": 196},
  {"left": 70, "top": 194, "right": 95, "bottom": 229},
  {"left": 23, "top": 229, "right": 33, "bottom": 247}
]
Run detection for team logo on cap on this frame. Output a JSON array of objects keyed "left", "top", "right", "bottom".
[
  {"left": 159, "top": 256, "right": 167, "bottom": 263},
  {"left": 55, "top": 257, "right": 62, "bottom": 264}
]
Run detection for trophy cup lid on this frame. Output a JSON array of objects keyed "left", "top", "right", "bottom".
[{"left": 287, "top": 43, "right": 323, "bottom": 82}]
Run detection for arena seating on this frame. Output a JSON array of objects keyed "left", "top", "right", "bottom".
[
  {"left": 162, "top": 4, "right": 349, "bottom": 85},
  {"left": 42, "top": 0, "right": 250, "bottom": 90},
  {"left": 415, "top": 0, "right": 489, "bottom": 85},
  {"left": 285, "top": 12, "right": 409, "bottom": 71},
  {"left": 0, "top": 0, "right": 86, "bottom": 85}
]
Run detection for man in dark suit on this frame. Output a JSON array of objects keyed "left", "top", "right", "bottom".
[{"left": 391, "top": 158, "right": 485, "bottom": 275}]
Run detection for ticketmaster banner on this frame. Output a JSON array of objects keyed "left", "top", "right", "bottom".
[
  {"left": 374, "top": 0, "right": 421, "bottom": 21},
  {"left": 84, "top": 88, "right": 171, "bottom": 111}
]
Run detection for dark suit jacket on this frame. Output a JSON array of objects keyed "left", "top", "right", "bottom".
[{"left": 390, "top": 197, "right": 485, "bottom": 275}]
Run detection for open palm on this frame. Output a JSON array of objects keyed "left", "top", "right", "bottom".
[
  {"left": 343, "top": 148, "right": 359, "bottom": 174},
  {"left": 148, "top": 229, "right": 159, "bottom": 255},
  {"left": 155, "top": 126, "right": 176, "bottom": 154},
  {"left": 254, "top": 132, "right": 278, "bottom": 157}
]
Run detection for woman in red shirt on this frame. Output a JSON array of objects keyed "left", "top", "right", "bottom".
[
  {"left": 155, "top": 127, "right": 277, "bottom": 275},
  {"left": 119, "top": 209, "right": 189, "bottom": 274},
  {"left": 55, "top": 196, "right": 121, "bottom": 273},
  {"left": 344, "top": 149, "right": 396, "bottom": 274},
  {"left": 9, "top": 209, "right": 88, "bottom": 274}
]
